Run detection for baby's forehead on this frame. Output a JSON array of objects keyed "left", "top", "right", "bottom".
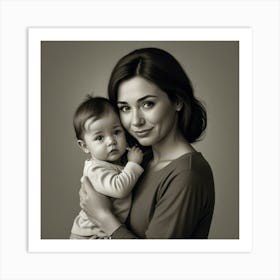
[{"left": 84, "top": 113, "right": 121, "bottom": 132}]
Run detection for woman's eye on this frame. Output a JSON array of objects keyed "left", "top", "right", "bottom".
[
  {"left": 119, "top": 106, "right": 130, "bottom": 113},
  {"left": 142, "top": 101, "right": 154, "bottom": 109}
]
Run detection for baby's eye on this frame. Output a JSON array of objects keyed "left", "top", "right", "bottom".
[
  {"left": 94, "top": 135, "right": 103, "bottom": 141},
  {"left": 119, "top": 105, "right": 131, "bottom": 113},
  {"left": 114, "top": 129, "right": 123, "bottom": 135},
  {"left": 142, "top": 101, "right": 155, "bottom": 109}
]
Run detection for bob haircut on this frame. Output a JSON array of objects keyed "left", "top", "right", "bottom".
[
  {"left": 108, "top": 47, "right": 207, "bottom": 143},
  {"left": 73, "top": 96, "right": 118, "bottom": 141}
]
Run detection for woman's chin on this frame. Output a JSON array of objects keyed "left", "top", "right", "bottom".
[{"left": 135, "top": 137, "right": 154, "bottom": 147}]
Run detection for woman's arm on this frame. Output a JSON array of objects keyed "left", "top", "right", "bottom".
[
  {"left": 80, "top": 170, "right": 214, "bottom": 239},
  {"left": 142, "top": 170, "right": 214, "bottom": 239},
  {"left": 112, "top": 170, "right": 213, "bottom": 239},
  {"left": 79, "top": 172, "right": 197, "bottom": 239}
]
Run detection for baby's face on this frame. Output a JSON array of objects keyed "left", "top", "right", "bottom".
[{"left": 83, "top": 110, "right": 127, "bottom": 163}]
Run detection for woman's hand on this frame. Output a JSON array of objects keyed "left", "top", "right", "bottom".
[{"left": 79, "top": 176, "right": 122, "bottom": 235}]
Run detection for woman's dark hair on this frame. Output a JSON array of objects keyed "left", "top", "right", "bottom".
[
  {"left": 108, "top": 47, "right": 207, "bottom": 143},
  {"left": 73, "top": 95, "right": 118, "bottom": 140}
]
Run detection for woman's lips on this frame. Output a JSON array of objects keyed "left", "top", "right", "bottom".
[{"left": 133, "top": 128, "right": 153, "bottom": 137}]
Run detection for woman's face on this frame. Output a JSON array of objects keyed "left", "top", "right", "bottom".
[{"left": 117, "top": 76, "right": 179, "bottom": 147}]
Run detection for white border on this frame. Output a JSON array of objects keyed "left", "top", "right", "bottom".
[{"left": 28, "top": 27, "right": 252, "bottom": 253}]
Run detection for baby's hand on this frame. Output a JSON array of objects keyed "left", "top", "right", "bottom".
[{"left": 127, "top": 146, "right": 143, "bottom": 165}]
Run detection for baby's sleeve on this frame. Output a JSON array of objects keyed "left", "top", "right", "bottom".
[{"left": 88, "top": 162, "right": 144, "bottom": 199}]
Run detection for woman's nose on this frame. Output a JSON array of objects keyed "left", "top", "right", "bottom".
[{"left": 131, "top": 109, "right": 145, "bottom": 127}]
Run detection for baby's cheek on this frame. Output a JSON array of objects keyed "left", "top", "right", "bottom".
[{"left": 121, "top": 136, "right": 127, "bottom": 147}]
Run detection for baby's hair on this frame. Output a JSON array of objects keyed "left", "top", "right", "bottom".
[{"left": 73, "top": 95, "right": 118, "bottom": 140}]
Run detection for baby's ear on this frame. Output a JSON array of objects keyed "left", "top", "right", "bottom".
[{"left": 77, "top": 140, "right": 90, "bottom": 154}]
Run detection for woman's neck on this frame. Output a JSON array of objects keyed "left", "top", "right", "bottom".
[{"left": 151, "top": 129, "right": 196, "bottom": 164}]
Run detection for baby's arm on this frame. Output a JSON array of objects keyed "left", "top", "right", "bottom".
[{"left": 88, "top": 148, "right": 144, "bottom": 199}]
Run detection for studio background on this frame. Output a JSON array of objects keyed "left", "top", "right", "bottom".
[{"left": 41, "top": 41, "right": 239, "bottom": 239}]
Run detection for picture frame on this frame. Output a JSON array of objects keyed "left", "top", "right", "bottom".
[
  {"left": 1, "top": 1, "right": 279, "bottom": 279},
  {"left": 28, "top": 27, "right": 251, "bottom": 253}
]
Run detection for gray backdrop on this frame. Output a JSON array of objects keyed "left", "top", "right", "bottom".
[{"left": 41, "top": 41, "right": 239, "bottom": 239}]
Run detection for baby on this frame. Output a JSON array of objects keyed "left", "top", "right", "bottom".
[{"left": 70, "top": 96, "right": 143, "bottom": 239}]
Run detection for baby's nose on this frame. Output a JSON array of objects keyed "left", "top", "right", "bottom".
[{"left": 107, "top": 136, "right": 116, "bottom": 146}]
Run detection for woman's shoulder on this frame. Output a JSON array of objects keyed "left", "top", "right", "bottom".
[
  {"left": 156, "top": 152, "right": 213, "bottom": 186},
  {"left": 143, "top": 151, "right": 213, "bottom": 182},
  {"left": 156, "top": 152, "right": 214, "bottom": 194},
  {"left": 165, "top": 152, "right": 208, "bottom": 172}
]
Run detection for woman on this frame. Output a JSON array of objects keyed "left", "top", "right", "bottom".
[{"left": 79, "top": 47, "right": 215, "bottom": 239}]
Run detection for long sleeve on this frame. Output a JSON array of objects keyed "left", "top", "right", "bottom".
[
  {"left": 112, "top": 171, "right": 214, "bottom": 239},
  {"left": 86, "top": 161, "right": 144, "bottom": 199},
  {"left": 111, "top": 172, "right": 199, "bottom": 239},
  {"left": 144, "top": 171, "right": 209, "bottom": 238},
  {"left": 111, "top": 152, "right": 215, "bottom": 239},
  {"left": 111, "top": 225, "right": 138, "bottom": 239}
]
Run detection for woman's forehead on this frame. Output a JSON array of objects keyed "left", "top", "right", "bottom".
[{"left": 117, "top": 76, "right": 167, "bottom": 103}]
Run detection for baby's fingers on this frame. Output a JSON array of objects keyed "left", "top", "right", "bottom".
[
  {"left": 127, "top": 146, "right": 136, "bottom": 151},
  {"left": 136, "top": 147, "right": 143, "bottom": 153}
]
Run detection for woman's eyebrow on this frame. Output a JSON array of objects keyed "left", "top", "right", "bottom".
[
  {"left": 117, "top": 101, "right": 128, "bottom": 105},
  {"left": 118, "top": 95, "right": 157, "bottom": 104},
  {"left": 137, "top": 95, "right": 157, "bottom": 102}
]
